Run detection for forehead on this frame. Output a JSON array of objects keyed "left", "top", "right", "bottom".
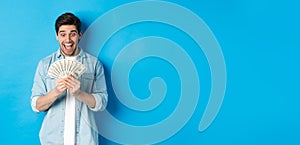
[{"left": 58, "top": 25, "right": 77, "bottom": 33}]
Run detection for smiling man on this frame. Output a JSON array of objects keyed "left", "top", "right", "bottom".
[{"left": 30, "top": 12, "right": 108, "bottom": 145}]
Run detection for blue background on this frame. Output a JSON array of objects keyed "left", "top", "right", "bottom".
[{"left": 0, "top": 0, "right": 299, "bottom": 145}]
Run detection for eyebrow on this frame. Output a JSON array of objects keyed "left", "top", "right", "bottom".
[{"left": 58, "top": 30, "right": 78, "bottom": 33}]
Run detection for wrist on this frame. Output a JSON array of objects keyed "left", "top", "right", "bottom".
[
  {"left": 53, "top": 88, "right": 64, "bottom": 96},
  {"left": 73, "top": 90, "right": 81, "bottom": 97}
]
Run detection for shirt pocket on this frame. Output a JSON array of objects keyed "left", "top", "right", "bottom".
[{"left": 80, "top": 73, "right": 95, "bottom": 93}]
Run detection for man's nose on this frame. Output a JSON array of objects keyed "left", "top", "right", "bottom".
[{"left": 66, "top": 34, "right": 71, "bottom": 40}]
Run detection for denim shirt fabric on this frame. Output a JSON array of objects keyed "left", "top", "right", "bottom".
[{"left": 30, "top": 49, "right": 108, "bottom": 145}]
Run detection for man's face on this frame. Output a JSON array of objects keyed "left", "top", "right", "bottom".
[{"left": 56, "top": 25, "right": 82, "bottom": 56}]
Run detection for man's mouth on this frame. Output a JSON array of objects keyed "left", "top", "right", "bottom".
[{"left": 64, "top": 43, "right": 73, "bottom": 50}]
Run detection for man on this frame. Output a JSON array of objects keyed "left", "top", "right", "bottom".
[{"left": 30, "top": 12, "right": 108, "bottom": 145}]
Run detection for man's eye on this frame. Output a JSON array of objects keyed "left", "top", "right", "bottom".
[
  {"left": 70, "top": 33, "right": 77, "bottom": 37},
  {"left": 60, "top": 34, "right": 66, "bottom": 37}
]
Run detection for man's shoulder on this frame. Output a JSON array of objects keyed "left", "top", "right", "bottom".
[
  {"left": 39, "top": 51, "right": 58, "bottom": 64},
  {"left": 82, "top": 50, "right": 101, "bottom": 62}
]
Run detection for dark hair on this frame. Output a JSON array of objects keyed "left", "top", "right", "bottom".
[{"left": 55, "top": 12, "right": 81, "bottom": 34}]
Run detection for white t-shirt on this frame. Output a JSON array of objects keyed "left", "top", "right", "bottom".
[{"left": 64, "top": 56, "right": 77, "bottom": 145}]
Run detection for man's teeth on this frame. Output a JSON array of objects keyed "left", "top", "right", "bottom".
[{"left": 65, "top": 43, "right": 72, "bottom": 46}]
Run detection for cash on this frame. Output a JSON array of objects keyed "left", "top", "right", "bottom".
[{"left": 48, "top": 59, "right": 86, "bottom": 79}]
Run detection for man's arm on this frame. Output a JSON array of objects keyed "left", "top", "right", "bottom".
[
  {"left": 36, "top": 90, "right": 60, "bottom": 111},
  {"left": 36, "top": 78, "right": 67, "bottom": 112},
  {"left": 74, "top": 90, "right": 96, "bottom": 109}
]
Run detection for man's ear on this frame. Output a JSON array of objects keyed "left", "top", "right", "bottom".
[
  {"left": 79, "top": 31, "right": 82, "bottom": 39},
  {"left": 56, "top": 33, "right": 59, "bottom": 40}
]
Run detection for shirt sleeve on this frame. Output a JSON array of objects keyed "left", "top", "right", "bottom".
[
  {"left": 89, "top": 60, "right": 108, "bottom": 112},
  {"left": 30, "top": 60, "right": 47, "bottom": 113}
]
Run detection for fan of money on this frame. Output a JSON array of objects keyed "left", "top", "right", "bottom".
[{"left": 48, "top": 59, "right": 86, "bottom": 79}]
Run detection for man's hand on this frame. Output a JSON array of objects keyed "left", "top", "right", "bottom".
[
  {"left": 63, "top": 75, "right": 97, "bottom": 109},
  {"left": 55, "top": 78, "right": 67, "bottom": 94},
  {"left": 64, "top": 75, "right": 81, "bottom": 96}
]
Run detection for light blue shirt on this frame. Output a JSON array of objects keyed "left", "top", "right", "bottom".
[{"left": 30, "top": 49, "right": 108, "bottom": 145}]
